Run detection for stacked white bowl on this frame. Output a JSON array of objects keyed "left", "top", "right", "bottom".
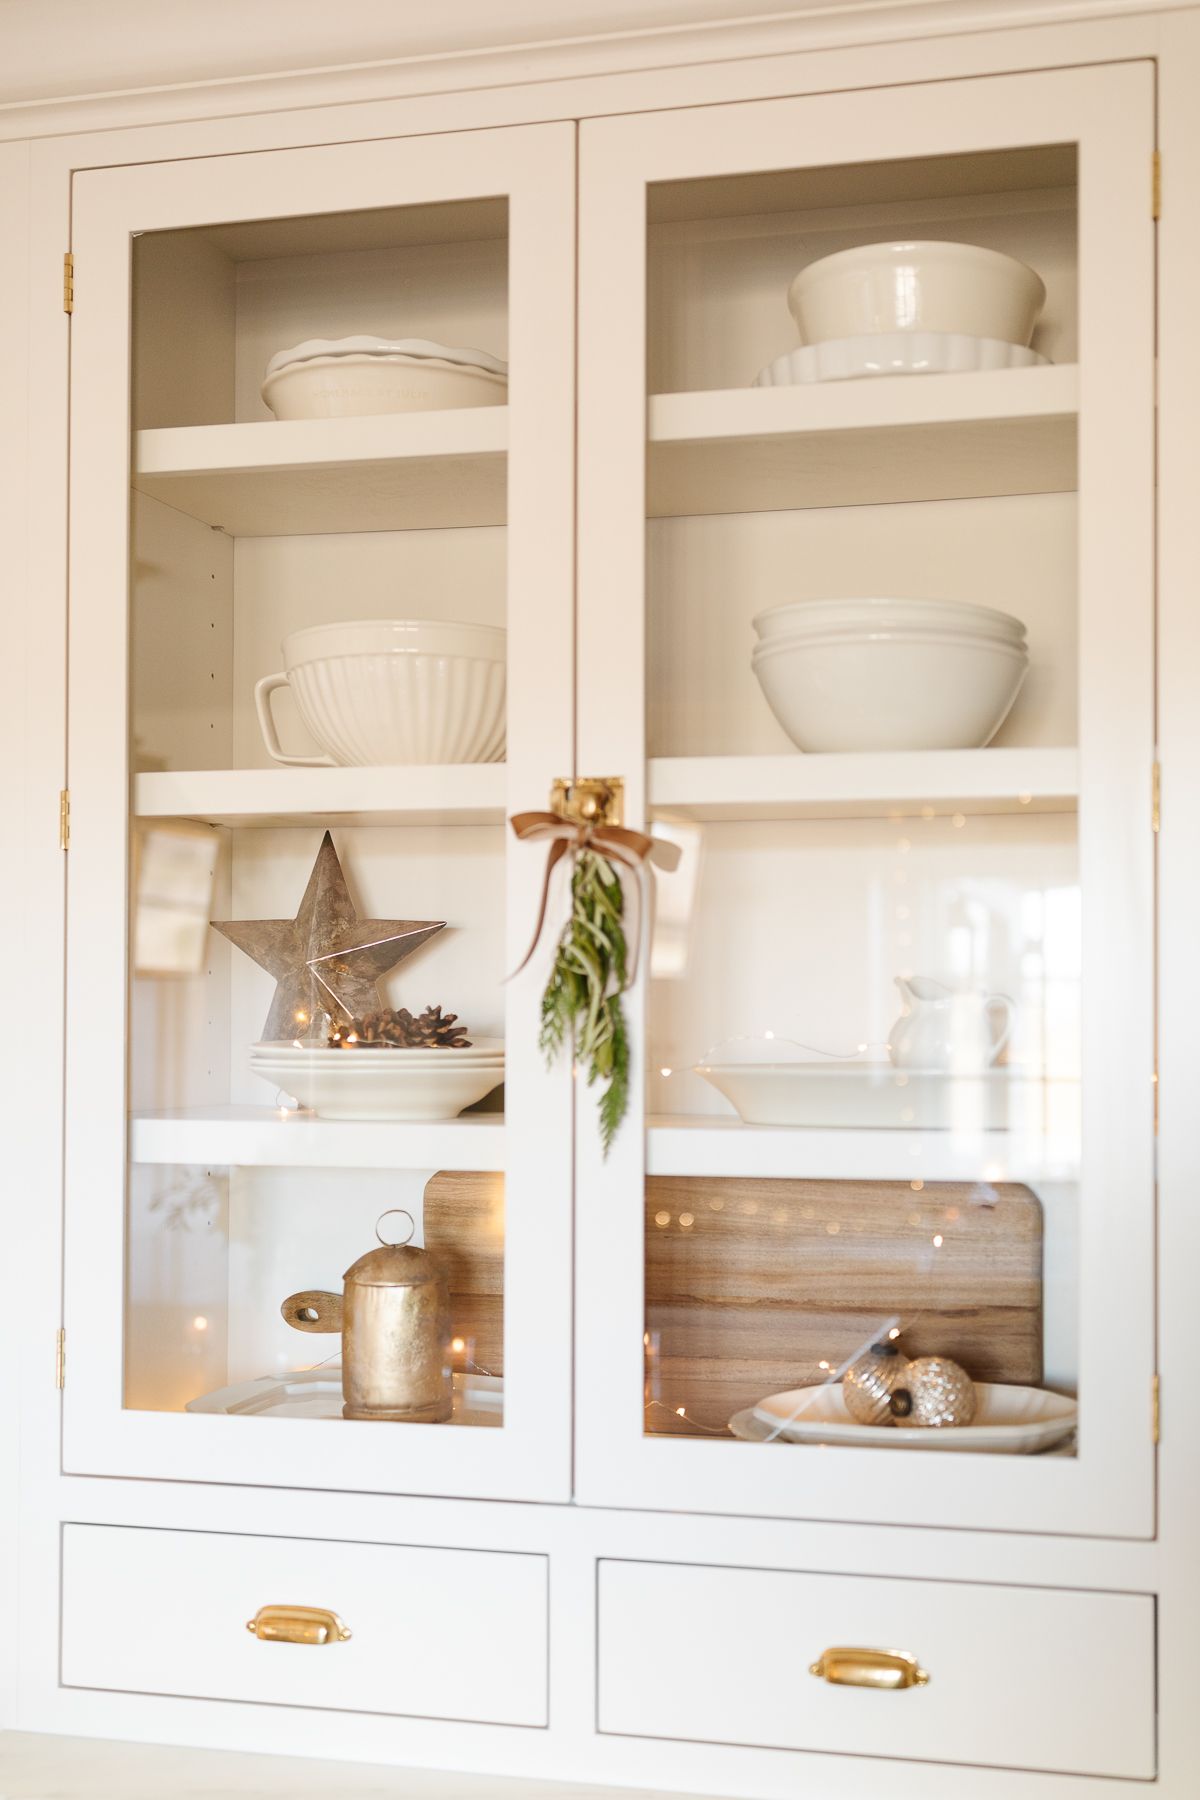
[
  {"left": 755, "top": 241, "right": 1049, "bottom": 386},
  {"left": 750, "top": 597, "right": 1029, "bottom": 752},
  {"left": 251, "top": 1038, "right": 505, "bottom": 1121},
  {"left": 255, "top": 619, "right": 506, "bottom": 766},
  {"left": 262, "top": 335, "right": 507, "bottom": 419}
]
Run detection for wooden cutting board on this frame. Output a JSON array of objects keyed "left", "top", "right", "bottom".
[
  {"left": 645, "top": 1176, "right": 1043, "bottom": 1435},
  {"left": 423, "top": 1169, "right": 505, "bottom": 1377},
  {"left": 422, "top": 1171, "right": 1044, "bottom": 1432}
]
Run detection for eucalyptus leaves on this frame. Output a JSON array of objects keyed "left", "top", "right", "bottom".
[{"left": 539, "top": 849, "right": 630, "bottom": 1154}]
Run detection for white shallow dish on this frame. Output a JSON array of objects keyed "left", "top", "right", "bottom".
[
  {"left": 753, "top": 596, "right": 1026, "bottom": 645},
  {"left": 264, "top": 336, "right": 507, "bottom": 380},
  {"left": 255, "top": 618, "right": 506, "bottom": 767},
  {"left": 788, "top": 241, "right": 1046, "bottom": 347},
  {"left": 253, "top": 1038, "right": 504, "bottom": 1061},
  {"left": 251, "top": 1042, "right": 504, "bottom": 1121},
  {"left": 262, "top": 353, "right": 506, "bottom": 420},
  {"left": 749, "top": 1382, "right": 1077, "bottom": 1453},
  {"left": 751, "top": 628, "right": 1028, "bottom": 753},
  {"left": 755, "top": 331, "right": 1050, "bottom": 386},
  {"left": 694, "top": 1061, "right": 1013, "bottom": 1130},
  {"left": 187, "top": 1367, "right": 502, "bottom": 1426}
]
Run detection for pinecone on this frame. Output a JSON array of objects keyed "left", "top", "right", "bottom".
[{"left": 327, "top": 1005, "right": 472, "bottom": 1049}]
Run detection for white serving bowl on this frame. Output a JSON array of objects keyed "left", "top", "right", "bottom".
[
  {"left": 753, "top": 597, "right": 1026, "bottom": 646},
  {"left": 751, "top": 628, "right": 1028, "bottom": 753},
  {"left": 255, "top": 619, "right": 506, "bottom": 767},
  {"left": 695, "top": 1059, "right": 1012, "bottom": 1130},
  {"left": 262, "top": 336, "right": 508, "bottom": 419},
  {"left": 251, "top": 1043, "right": 505, "bottom": 1122},
  {"left": 787, "top": 241, "right": 1046, "bottom": 347}
]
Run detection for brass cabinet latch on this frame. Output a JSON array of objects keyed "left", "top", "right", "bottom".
[
  {"left": 810, "top": 1646, "right": 930, "bottom": 1690},
  {"left": 247, "top": 1605, "right": 351, "bottom": 1645},
  {"left": 550, "top": 777, "right": 624, "bottom": 828}
]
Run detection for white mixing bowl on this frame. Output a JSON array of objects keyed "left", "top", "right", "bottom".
[
  {"left": 787, "top": 241, "right": 1046, "bottom": 347},
  {"left": 255, "top": 619, "right": 506, "bottom": 767},
  {"left": 753, "top": 597, "right": 1027, "bottom": 645},
  {"left": 751, "top": 628, "right": 1028, "bottom": 752}
]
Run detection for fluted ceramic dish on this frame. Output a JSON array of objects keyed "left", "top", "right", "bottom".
[
  {"left": 787, "top": 241, "right": 1047, "bottom": 346},
  {"left": 262, "top": 336, "right": 508, "bottom": 418},
  {"left": 747, "top": 1382, "right": 1077, "bottom": 1453},
  {"left": 752, "top": 596, "right": 1026, "bottom": 645},
  {"left": 255, "top": 619, "right": 506, "bottom": 766},
  {"left": 754, "top": 331, "right": 1049, "bottom": 386},
  {"left": 251, "top": 1039, "right": 505, "bottom": 1121}
]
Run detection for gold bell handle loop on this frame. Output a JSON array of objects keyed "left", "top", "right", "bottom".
[
  {"left": 246, "top": 1605, "right": 352, "bottom": 1645},
  {"left": 375, "top": 1207, "right": 416, "bottom": 1248},
  {"left": 280, "top": 1290, "right": 343, "bottom": 1333},
  {"left": 809, "top": 1646, "right": 930, "bottom": 1690}
]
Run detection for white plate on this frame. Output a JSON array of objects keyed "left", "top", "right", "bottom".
[
  {"left": 750, "top": 1382, "right": 1077, "bottom": 1453},
  {"left": 250, "top": 1044, "right": 504, "bottom": 1121},
  {"left": 754, "top": 331, "right": 1050, "bottom": 387},
  {"left": 253, "top": 1037, "right": 504, "bottom": 1062},
  {"left": 186, "top": 1367, "right": 502, "bottom": 1426},
  {"left": 694, "top": 1061, "right": 1013, "bottom": 1129},
  {"left": 264, "top": 335, "right": 508, "bottom": 379}
]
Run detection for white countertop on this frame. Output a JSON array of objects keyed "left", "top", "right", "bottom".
[{"left": 0, "top": 1734, "right": 709, "bottom": 1800}]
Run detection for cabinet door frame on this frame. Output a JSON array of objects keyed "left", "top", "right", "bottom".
[
  {"left": 64, "top": 119, "right": 577, "bottom": 1502},
  {"left": 575, "top": 62, "right": 1157, "bottom": 1536}
]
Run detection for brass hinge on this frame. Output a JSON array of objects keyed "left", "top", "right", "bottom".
[
  {"left": 1152, "top": 151, "right": 1162, "bottom": 220},
  {"left": 1151, "top": 1373, "right": 1160, "bottom": 1444},
  {"left": 1152, "top": 761, "right": 1161, "bottom": 834},
  {"left": 63, "top": 252, "right": 74, "bottom": 314},
  {"left": 55, "top": 1329, "right": 66, "bottom": 1390},
  {"left": 59, "top": 788, "right": 70, "bottom": 850}
]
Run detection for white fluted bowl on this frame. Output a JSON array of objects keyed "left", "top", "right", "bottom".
[
  {"left": 252, "top": 1040, "right": 505, "bottom": 1121},
  {"left": 788, "top": 241, "right": 1046, "bottom": 347},
  {"left": 753, "top": 597, "right": 1027, "bottom": 646},
  {"left": 256, "top": 619, "right": 506, "bottom": 767},
  {"left": 751, "top": 629, "right": 1028, "bottom": 753}
]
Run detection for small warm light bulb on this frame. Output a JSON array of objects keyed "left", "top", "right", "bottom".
[
  {"left": 192, "top": 1316, "right": 208, "bottom": 1332},
  {"left": 294, "top": 1009, "right": 308, "bottom": 1024},
  {"left": 660, "top": 1066, "right": 673, "bottom": 1078},
  {"left": 679, "top": 1212, "right": 695, "bottom": 1229},
  {"left": 818, "top": 1360, "right": 831, "bottom": 1371},
  {"left": 1018, "top": 792, "right": 1032, "bottom": 806},
  {"left": 675, "top": 1406, "right": 686, "bottom": 1418},
  {"left": 451, "top": 1337, "right": 466, "bottom": 1354},
  {"left": 346, "top": 1032, "right": 358, "bottom": 1045},
  {"left": 933, "top": 1234, "right": 944, "bottom": 1248},
  {"left": 910, "top": 1178, "right": 924, "bottom": 1191},
  {"left": 888, "top": 1327, "right": 901, "bottom": 1340}
]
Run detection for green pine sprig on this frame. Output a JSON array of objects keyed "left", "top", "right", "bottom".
[{"left": 539, "top": 849, "right": 631, "bottom": 1155}]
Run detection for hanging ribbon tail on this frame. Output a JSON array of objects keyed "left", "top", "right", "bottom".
[{"left": 506, "top": 831, "right": 573, "bottom": 981}]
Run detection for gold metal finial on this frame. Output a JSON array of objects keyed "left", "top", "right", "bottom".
[{"left": 551, "top": 777, "right": 624, "bottom": 828}]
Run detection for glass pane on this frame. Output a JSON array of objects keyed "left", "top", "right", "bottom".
[
  {"left": 643, "top": 144, "right": 1080, "bottom": 1457},
  {"left": 125, "top": 199, "right": 510, "bottom": 1425}
]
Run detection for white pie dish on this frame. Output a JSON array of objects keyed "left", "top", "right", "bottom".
[
  {"left": 187, "top": 1367, "right": 502, "bottom": 1425},
  {"left": 748, "top": 1382, "right": 1077, "bottom": 1453},
  {"left": 694, "top": 1060, "right": 1013, "bottom": 1129},
  {"left": 788, "top": 241, "right": 1047, "bottom": 346},
  {"left": 255, "top": 619, "right": 506, "bottom": 767},
  {"left": 264, "top": 336, "right": 508, "bottom": 380},
  {"left": 753, "top": 596, "right": 1027, "bottom": 645},
  {"left": 754, "top": 331, "right": 1050, "bottom": 385},
  {"left": 262, "top": 349, "right": 507, "bottom": 419},
  {"left": 751, "top": 627, "right": 1028, "bottom": 753},
  {"left": 251, "top": 1041, "right": 505, "bottom": 1121}
]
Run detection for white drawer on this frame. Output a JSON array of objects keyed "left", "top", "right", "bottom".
[
  {"left": 598, "top": 1559, "right": 1155, "bottom": 1779},
  {"left": 62, "top": 1525, "right": 547, "bottom": 1727}
]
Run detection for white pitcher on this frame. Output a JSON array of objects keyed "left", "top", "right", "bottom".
[{"left": 888, "top": 975, "right": 1013, "bottom": 1073}]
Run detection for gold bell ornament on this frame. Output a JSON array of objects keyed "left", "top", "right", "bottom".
[
  {"left": 842, "top": 1339, "right": 912, "bottom": 1425},
  {"left": 282, "top": 1208, "right": 452, "bottom": 1422}
]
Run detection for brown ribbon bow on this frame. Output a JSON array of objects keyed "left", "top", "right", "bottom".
[{"left": 508, "top": 810, "right": 682, "bottom": 987}]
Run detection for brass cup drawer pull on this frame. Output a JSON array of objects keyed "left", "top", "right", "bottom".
[
  {"left": 246, "top": 1605, "right": 352, "bottom": 1646},
  {"left": 809, "top": 1646, "right": 930, "bottom": 1690}
]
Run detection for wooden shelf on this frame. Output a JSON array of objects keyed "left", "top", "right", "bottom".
[
  {"left": 646, "top": 1116, "right": 1079, "bottom": 1183},
  {"left": 646, "top": 366, "right": 1078, "bottom": 517},
  {"left": 133, "top": 409, "right": 507, "bottom": 536},
  {"left": 129, "top": 1107, "right": 505, "bottom": 1170},
  {"left": 135, "top": 764, "right": 507, "bottom": 828},
  {"left": 648, "top": 747, "right": 1078, "bottom": 822}
]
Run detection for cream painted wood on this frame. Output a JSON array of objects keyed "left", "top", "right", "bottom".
[
  {"left": 649, "top": 747, "right": 1077, "bottom": 821},
  {"left": 130, "top": 1110, "right": 505, "bottom": 1169},
  {"left": 134, "top": 412, "right": 508, "bottom": 535},
  {"left": 136, "top": 765, "right": 507, "bottom": 828},
  {"left": 62, "top": 1525, "right": 548, "bottom": 1727},
  {"left": 63, "top": 120, "right": 576, "bottom": 1501},
  {"left": 576, "top": 62, "right": 1156, "bottom": 1536},
  {"left": 597, "top": 1559, "right": 1155, "bottom": 1778}
]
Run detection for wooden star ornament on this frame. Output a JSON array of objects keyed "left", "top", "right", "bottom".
[{"left": 212, "top": 830, "right": 444, "bottom": 1041}]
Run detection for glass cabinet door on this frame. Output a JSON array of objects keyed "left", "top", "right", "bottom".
[
  {"left": 63, "top": 122, "right": 576, "bottom": 1500},
  {"left": 575, "top": 64, "right": 1156, "bottom": 1535}
]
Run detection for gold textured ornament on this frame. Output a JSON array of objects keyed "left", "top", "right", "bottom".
[
  {"left": 212, "top": 830, "right": 444, "bottom": 1039},
  {"left": 903, "top": 1355, "right": 977, "bottom": 1428},
  {"left": 843, "top": 1341, "right": 911, "bottom": 1425},
  {"left": 281, "top": 1209, "right": 452, "bottom": 1422}
]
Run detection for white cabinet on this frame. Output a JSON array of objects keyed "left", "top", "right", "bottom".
[
  {"left": 62, "top": 121, "right": 577, "bottom": 1501},
  {"left": 574, "top": 61, "right": 1157, "bottom": 1538}
]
